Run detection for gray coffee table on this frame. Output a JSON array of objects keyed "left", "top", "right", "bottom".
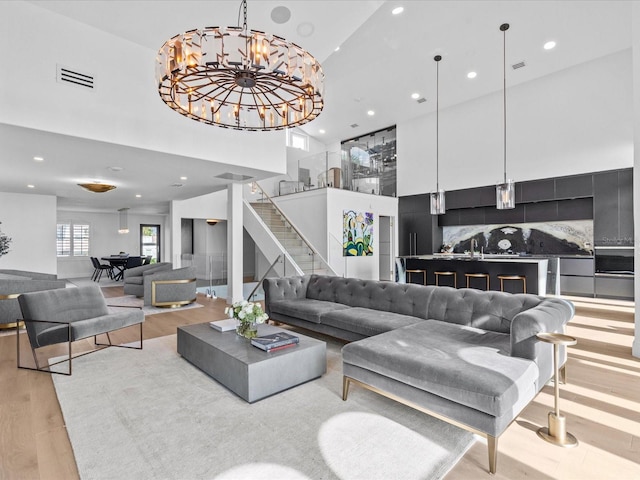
[{"left": 177, "top": 322, "right": 327, "bottom": 403}]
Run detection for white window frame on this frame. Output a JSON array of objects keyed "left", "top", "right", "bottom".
[
  {"left": 57, "top": 222, "right": 90, "bottom": 257},
  {"left": 286, "top": 129, "right": 309, "bottom": 151}
]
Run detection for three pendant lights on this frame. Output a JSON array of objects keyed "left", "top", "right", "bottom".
[{"left": 430, "top": 22, "right": 515, "bottom": 215}]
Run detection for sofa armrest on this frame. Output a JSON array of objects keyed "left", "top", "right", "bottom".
[
  {"left": 510, "top": 298, "right": 574, "bottom": 360},
  {"left": 263, "top": 276, "right": 310, "bottom": 316}
]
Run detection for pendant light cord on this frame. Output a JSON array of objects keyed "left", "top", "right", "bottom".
[
  {"left": 501, "top": 24, "right": 509, "bottom": 184},
  {"left": 434, "top": 55, "right": 441, "bottom": 192},
  {"left": 436, "top": 57, "right": 439, "bottom": 191}
]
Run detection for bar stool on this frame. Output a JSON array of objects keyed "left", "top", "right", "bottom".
[
  {"left": 498, "top": 275, "right": 527, "bottom": 293},
  {"left": 406, "top": 269, "right": 427, "bottom": 285},
  {"left": 434, "top": 271, "right": 457, "bottom": 288},
  {"left": 465, "top": 272, "right": 490, "bottom": 290}
]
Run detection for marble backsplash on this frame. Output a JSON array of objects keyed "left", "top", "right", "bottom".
[{"left": 442, "top": 220, "right": 593, "bottom": 255}]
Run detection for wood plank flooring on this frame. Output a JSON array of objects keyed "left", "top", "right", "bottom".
[{"left": 0, "top": 288, "right": 638, "bottom": 479}]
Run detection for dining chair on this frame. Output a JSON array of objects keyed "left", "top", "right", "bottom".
[{"left": 90, "top": 257, "right": 114, "bottom": 282}]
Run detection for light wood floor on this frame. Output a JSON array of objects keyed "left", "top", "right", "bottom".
[{"left": 1, "top": 288, "right": 638, "bottom": 479}]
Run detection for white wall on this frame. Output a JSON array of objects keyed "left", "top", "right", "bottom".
[
  {"left": 0, "top": 1, "right": 285, "bottom": 175},
  {"left": 56, "top": 210, "right": 168, "bottom": 279},
  {"left": 632, "top": 3, "right": 640, "bottom": 359},
  {"left": 0, "top": 192, "right": 57, "bottom": 274},
  {"left": 398, "top": 49, "right": 634, "bottom": 197},
  {"left": 327, "top": 189, "right": 398, "bottom": 280},
  {"left": 273, "top": 189, "right": 398, "bottom": 280}
]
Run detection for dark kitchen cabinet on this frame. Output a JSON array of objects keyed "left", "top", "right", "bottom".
[
  {"left": 594, "top": 169, "right": 633, "bottom": 246},
  {"left": 399, "top": 212, "right": 438, "bottom": 255}
]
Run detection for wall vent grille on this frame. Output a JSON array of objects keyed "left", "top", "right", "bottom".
[
  {"left": 57, "top": 64, "right": 94, "bottom": 89},
  {"left": 350, "top": 123, "right": 359, "bottom": 128},
  {"left": 511, "top": 61, "right": 526, "bottom": 70},
  {"left": 417, "top": 97, "right": 427, "bottom": 104}
]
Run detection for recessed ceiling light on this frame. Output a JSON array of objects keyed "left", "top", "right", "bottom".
[
  {"left": 319, "top": 129, "right": 326, "bottom": 134},
  {"left": 367, "top": 110, "right": 375, "bottom": 116},
  {"left": 411, "top": 93, "right": 420, "bottom": 99},
  {"left": 108, "top": 166, "right": 124, "bottom": 172},
  {"left": 27, "top": 184, "right": 35, "bottom": 188},
  {"left": 467, "top": 71, "right": 477, "bottom": 79},
  {"left": 180, "top": 176, "right": 188, "bottom": 180},
  {"left": 392, "top": 7, "right": 404, "bottom": 15},
  {"left": 33, "top": 156, "right": 44, "bottom": 161},
  {"left": 543, "top": 41, "right": 556, "bottom": 50},
  {"left": 135, "top": 194, "right": 142, "bottom": 198}
]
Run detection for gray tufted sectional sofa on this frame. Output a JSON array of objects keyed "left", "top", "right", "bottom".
[{"left": 263, "top": 274, "right": 575, "bottom": 473}]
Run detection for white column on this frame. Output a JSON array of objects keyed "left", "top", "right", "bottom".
[
  {"left": 633, "top": 2, "right": 640, "bottom": 359},
  {"left": 227, "top": 183, "right": 244, "bottom": 304}
]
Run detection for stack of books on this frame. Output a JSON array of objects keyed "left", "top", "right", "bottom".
[{"left": 251, "top": 332, "right": 299, "bottom": 352}]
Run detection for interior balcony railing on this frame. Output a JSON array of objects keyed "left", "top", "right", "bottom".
[{"left": 248, "top": 182, "right": 336, "bottom": 277}]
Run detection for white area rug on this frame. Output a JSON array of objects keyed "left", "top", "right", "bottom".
[
  {"left": 52, "top": 334, "right": 476, "bottom": 480},
  {"left": 106, "top": 295, "right": 203, "bottom": 316}
]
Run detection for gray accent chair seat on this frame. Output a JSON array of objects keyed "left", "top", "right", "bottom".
[
  {"left": 123, "top": 262, "right": 172, "bottom": 297},
  {"left": 263, "top": 274, "right": 575, "bottom": 474},
  {"left": 17, "top": 285, "right": 144, "bottom": 375},
  {"left": 0, "top": 270, "right": 67, "bottom": 328}
]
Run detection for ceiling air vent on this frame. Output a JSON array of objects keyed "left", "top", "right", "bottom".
[
  {"left": 56, "top": 64, "right": 94, "bottom": 89},
  {"left": 416, "top": 97, "right": 427, "bottom": 104},
  {"left": 215, "top": 172, "right": 254, "bottom": 181},
  {"left": 350, "top": 123, "right": 359, "bottom": 128},
  {"left": 511, "top": 61, "right": 526, "bottom": 70}
]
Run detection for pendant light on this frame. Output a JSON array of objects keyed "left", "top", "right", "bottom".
[
  {"left": 496, "top": 23, "right": 515, "bottom": 210},
  {"left": 430, "top": 55, "right": 446, "bottom": 215},
  {"left": 118, "top": 208, "right": 130, "bottom": 234}
]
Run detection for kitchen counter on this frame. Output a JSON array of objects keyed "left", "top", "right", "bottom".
[{"left": 398, "top": 255, "right": 549, "bottom": 295}]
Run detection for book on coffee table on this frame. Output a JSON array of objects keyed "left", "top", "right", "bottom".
[
  {"left": 209, "top": 319, "right": 237, "bottom": 332},
  {"left": 251, "top": 332, "right": 299, "bottom": 351}
]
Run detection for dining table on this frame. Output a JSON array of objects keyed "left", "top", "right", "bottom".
[{"left": 101, "top": 255, "right": 141, "bottom": 281}]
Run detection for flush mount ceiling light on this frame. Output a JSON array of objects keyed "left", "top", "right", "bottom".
[
  {"left": 496, "top": 23, "right": 515, "bottom": 210},
  {"left": 78, "top": 183, "right": 116, "bottom": 193},
  {"left": 430, "top": 55, "right": 445, "bottom": 215},
  {"left": 156, "top": 0, "right": 324, "bottom": 131}
]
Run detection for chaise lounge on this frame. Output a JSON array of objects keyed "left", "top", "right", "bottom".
[{"left": 263, "top": 274, "right": 574, "bottom": 473}]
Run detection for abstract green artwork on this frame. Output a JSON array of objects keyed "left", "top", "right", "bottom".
[{"left": 343, "top": 210, "right": 374, "bottom": 256}]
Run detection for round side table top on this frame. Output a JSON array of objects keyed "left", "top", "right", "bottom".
[{"left": 536, "top": 332, "right": 577, "bottom": 346}]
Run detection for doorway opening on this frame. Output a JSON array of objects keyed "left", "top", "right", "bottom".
[{"left": 140, "top": 224, "right": 161, "bottom": 262}]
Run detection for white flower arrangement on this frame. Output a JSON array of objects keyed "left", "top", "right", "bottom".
[{"left": 225, "top": 300, "right": 268, "bottom": 338}]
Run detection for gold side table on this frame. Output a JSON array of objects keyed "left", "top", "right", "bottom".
[{"left": 536, "top": 332, "right": 578, "bottom": 447}]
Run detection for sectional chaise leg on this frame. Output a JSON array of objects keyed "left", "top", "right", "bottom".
[
  {"left": 488, "top": 435, "right": 498, "bottom": 474},
  {"left": 342, "top": 376, "right": 350, "bottom": 401}
]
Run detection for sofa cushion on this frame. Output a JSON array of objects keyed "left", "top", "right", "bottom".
[
  {"left": 321, "top": 307, "right": 422, "bottom": 337},
  {"left": 342, "top": 320, "right": 539, "bottom": 417},
  {"left": 268, "top": 299, "right": 349, "bottom": 324},
  {"left": 125, "top": 276, "right": 144, "bottom": 285},
  {"left": 425, "top": 288, "right": 542, "bottom": 333},
  {"left": 306, "top": 275, "right": 432, "bottom": 318},
  {"left": 0, "top": 273, "right": 31, "bottom": 280}
]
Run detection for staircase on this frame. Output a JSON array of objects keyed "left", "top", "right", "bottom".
[{"left": 250, "top": 201, "right": 331, "bottom": 275}]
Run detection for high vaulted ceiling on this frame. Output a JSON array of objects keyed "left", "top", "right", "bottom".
[{"left": 2, "top": 1, "right": 633, "bottom": 213}]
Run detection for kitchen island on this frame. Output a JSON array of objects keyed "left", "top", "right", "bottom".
[{"left": 398, "top": 254, "right": 549, "bottom": 295}]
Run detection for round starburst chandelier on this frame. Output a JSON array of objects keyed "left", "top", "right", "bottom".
[{"left": 155, "top": 0, "right": 324, "bottom": 131}]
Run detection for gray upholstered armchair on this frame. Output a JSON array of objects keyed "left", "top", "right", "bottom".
[
  {"left": 0, "top": 270, "right": 67, "bottom": 328},
  {"left": 17, "top": 285, "right": 144, "bottom": 375},
  {"left": 123, "top": 262, "right": 172, "bottom": 297},
  {"left": 143, "top": 266, "right": 197, "bottom": 307}
]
